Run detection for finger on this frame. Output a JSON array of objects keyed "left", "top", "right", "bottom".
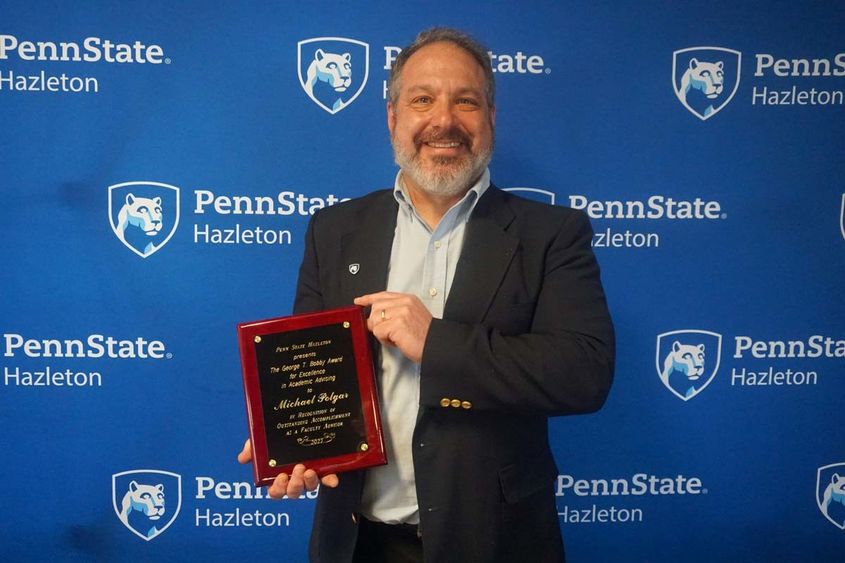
[
  {"left": 303, "top": 469, "right": 320, "bottom": 491},
  {"left": 237, "top": 438, "right": 252, "bottom": 464},
  {"left": 321, "top": 474, "right": 340, "bottom": 488},
  {"left": 286, "top": 464, "right": 307, "bottom": 499},
  {"left": 268, "top": 472, "right": 290, "bottom": 499},
  {"left": 354, "top": 292, "right": 403, "bottom": 307}
]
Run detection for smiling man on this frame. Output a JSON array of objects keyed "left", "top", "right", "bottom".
[{"left": 239, "top": 27, "right": 614, "bottom": 563}]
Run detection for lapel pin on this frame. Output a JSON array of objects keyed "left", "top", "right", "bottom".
[{"left": 348, "top": 263, "right": 360, "bottom": 275}]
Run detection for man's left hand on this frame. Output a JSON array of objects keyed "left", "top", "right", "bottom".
[{"left": 354, "top": 292, "right": 432, "bottom": 363}]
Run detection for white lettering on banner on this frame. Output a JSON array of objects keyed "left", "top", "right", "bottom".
[
  {"left": 559, "top": 505, "right": 644, "bottom": 524},
  {"left": 731, "top": 367, "right": 818, "bottom": 387},
  {"left": 748, "top": 52, "right": 845, "bottom": 109},
  {"left": 556, "top": 472, "right": 705, "bottom": 525},
  {"left": 754, "top": 53, "right": 845, "bottom": 77},
  {"left": 556, "top": 473, "right": 705, "bottom": 497},
  {"left": 193, "top": 224, "right": 292, "bottom": 245},
  {"left": 195, "top": 476, "right": 318, "bottom": 500},
  {"left": 3, "top": 333, "right": 167, "bottom": 359},
  {"left": 0, "top": 70, "right": 99, "bottom": 93},
  {"left": 568, "top": 195, "right": 724, "bottom": 220},
  {"left": 193, "top": 190, "right": 348, "bottom": 216},
  {"left": 382, "top": 45, "right": 549, "bottom": 74},
  {"left": 4, "top": 366, "right": 102, "bottom": 387},
  {"left": 195, "top": 508, "right": 290, "bottom": 528},
  {"left": 0, "top": 34, "right": 166, "bottom": 64},
  {"left": 733, "top": 335, "right": 845, "bottom": 359},
  {"left": 384, "top": 46, "right": 401, "bottom": 70},
  {"left": 593, "top": 228, "right": 659, "bottom": 248},
  {"left": 751, "top": 86, "right": 844, "bottom": 105}
]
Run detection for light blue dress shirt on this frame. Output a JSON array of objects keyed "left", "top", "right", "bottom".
[{"left": 360, "top": 168, "right": 490, "bottom": 524}]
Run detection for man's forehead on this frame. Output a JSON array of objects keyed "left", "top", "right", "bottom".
[{"left": 399, "top": 43, "right": 486, "bottom": 88}]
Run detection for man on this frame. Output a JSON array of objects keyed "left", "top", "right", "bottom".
[{"left": 239, "top": 27, "right": 614, "bottom": 562}]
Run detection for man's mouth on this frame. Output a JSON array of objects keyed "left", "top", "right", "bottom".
[{"left": 425, "top": 141, "right": 462, "bottom": 148}]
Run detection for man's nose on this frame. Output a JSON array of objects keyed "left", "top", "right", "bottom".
[{"left": 430, "top": 100, "right": 457, "bottom": 129}]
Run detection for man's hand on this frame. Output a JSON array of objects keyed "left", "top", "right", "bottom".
[
  {"left": 237, "top": 438, "right": 339, "bottom": 498},
  {"left": 354, "top": 292, "right": 433, "bottom": 363}
]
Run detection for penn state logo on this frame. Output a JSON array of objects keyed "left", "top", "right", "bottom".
[
  {"left": 112, "top": 469, "right": 182, "bottom": 541},
  {"left": 108, "top": 181, "right": 180, "bottom": 258},
  {"left": 656, "top": 330, "right": 722, "bottom": 401},
  {"left": 298, "top": 37, "right": 369, "bottom": 114},
  {"left": 817, "top": 463, "right": 845, "bottom": 530},
  {"left": 673, "top": 47, "right": 741, "bottom": 121},
  {"left": 503, "top": 187, "right": 556, "bottom": 205}
]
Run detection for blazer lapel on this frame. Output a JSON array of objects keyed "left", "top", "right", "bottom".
[
  {"left": 444, "top": 186, "right": 518, "bottom": 323},
  {"left": 340, "top": 191, "right": 398, "bottom": 303}
]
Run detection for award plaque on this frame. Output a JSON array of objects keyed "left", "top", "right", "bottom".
[{"left": 237, "top": 306, "right": 386, "bottom": 487}]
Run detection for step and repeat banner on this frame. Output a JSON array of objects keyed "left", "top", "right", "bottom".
[{"left": 1, "top": 1, "right": 843, "bottom": 561}]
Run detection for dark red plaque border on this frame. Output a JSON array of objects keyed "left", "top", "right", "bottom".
[{"left": 237, "top": 306, "right": 386, "bottom": 487}]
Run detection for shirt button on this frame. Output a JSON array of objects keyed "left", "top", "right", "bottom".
[
  {"left": 429, "top": 287, "right": 438, "bottom": 297},
  {"left": 434, "top": 240, "right": 442, "bottom": 249}
]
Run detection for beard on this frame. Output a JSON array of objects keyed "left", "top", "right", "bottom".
[{"left": 392, "top": 128, "right": 493, "bottom": 199}]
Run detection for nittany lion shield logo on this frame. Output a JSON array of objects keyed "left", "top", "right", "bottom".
[
  {"left": 817, "top": 463, "right": 845, "bottom": 530},
  {"left": 656, "top": 330, "right": 722, "bottom": 401},
  {"left": 673, "top": 47, "right": 741, "bottom": 121},
  {"left": 112, "top": 469, "right": 182, "bottom": 541},
  {"left": 503, "top": 187, "right": 556, "bottom": 205},
  {"left": 298, "top": 37, "right": 369, "bottom": 114},
  {"left": 108, "top": 181, "right": 180, "bottom": 258}
]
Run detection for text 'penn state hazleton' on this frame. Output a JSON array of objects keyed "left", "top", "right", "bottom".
[{"left": 555, "top": 472, "right": 706, "bottom": 525}]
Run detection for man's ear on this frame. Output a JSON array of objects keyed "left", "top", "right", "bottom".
[
  {"left": 387, "top": 102, "right": 396, "bottom": 136},
  {"left": 490, "top": 104, "right": 496, "bottom": 128}
]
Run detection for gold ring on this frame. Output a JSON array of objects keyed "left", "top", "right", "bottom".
[{"left": 380, "top": 309, "right": 386, "bottom": 321}]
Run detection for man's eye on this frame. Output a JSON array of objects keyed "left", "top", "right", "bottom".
[
  {"left": 412, "top": 96, "right": 431, "bottom": 104},
  {"left": 457, "top": 98, "right": 478, "bottom": 105}
]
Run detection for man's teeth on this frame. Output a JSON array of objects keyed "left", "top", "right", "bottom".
[{"left": 427, "top": 141, "right": 461, "bottom": 148}]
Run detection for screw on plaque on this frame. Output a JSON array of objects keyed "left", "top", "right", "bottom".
[
  {"left": 254, "top": 336, "right": 262, "bottom": 343},
  {"left": 269, "top": 459, "right": 277, "bottom": 467}
]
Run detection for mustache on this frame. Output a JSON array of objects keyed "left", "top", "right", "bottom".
[{"left": 416, "top": 128, "right": 471, "bottom": 146}]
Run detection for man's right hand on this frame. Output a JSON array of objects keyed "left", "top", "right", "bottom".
[{"left": 237, "top": 438, "right": 339, "bottom": 499}]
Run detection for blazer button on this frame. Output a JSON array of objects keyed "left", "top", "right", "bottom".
[
  {"left": 450, "top": 399, "right": 461, "bottom": 408},
  {"left": 439, "top": 398, "right": 451, "bottom": 408},
  {"left": 461, "top": 401, "right": 472, "bottom": 409}
]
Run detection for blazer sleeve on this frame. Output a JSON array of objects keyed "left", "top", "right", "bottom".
[
  {"left": 293, "top": 211, "right": 325, "bottom": 315},
  {"left": 419, "top": 210, "right": 614, "bottom": 417}
]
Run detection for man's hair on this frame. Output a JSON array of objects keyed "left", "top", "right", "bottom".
[{"left": 387, "top": 27, "right": 495, "bottom": 108}]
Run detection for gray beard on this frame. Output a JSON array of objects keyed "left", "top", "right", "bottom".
[{"left": 393, "top": 142, "right": 492, "bottom": 199}]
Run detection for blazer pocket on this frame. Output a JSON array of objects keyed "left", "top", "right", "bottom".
[{"left": 498, "top": 462, "right": 550, "bottom": 504}]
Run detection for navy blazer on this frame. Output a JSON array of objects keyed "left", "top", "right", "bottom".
[{"left": 294, "top": 185, "right": 614, "bottom": 563}]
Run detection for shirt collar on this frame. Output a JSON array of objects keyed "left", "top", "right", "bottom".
[{"left": 392, "top": 167, "right": 490, "bottom": 220}]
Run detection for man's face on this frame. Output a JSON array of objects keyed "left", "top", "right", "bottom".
[{"left": 388, "top": 41, "right": 495, "bottom": 199}]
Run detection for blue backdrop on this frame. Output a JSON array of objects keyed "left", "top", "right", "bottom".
[{"left": 1, "top": 1, "right": 843, "bottom": 561}]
